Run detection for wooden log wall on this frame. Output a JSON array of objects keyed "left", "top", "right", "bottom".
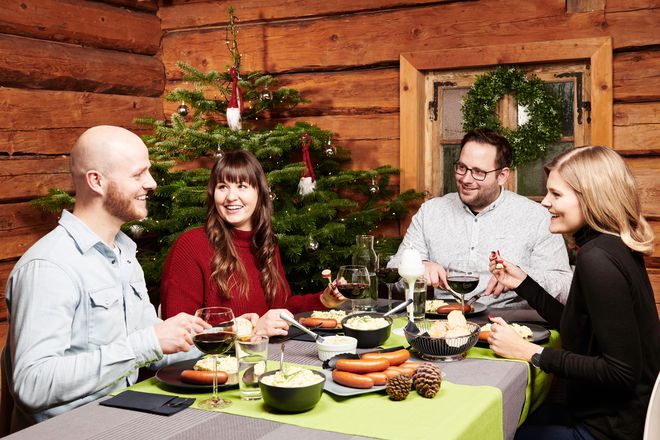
[
  {"left": 157, "top": 0, "right": 659, "bottom": 312},
  {"left": 0, "top": 0, "right": 658, "bottom": 343},
  {"left": 0, "top": 0, "right": 163, "bottom": 340}
]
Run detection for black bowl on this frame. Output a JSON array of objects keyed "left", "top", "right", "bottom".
[
  {"left": 259, "top": 370, "right": 326, "bottom": 413},
  {"left": 340, "top": 312, "right": 392, "bottom": 348}
]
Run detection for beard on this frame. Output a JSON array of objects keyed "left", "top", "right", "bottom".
[
  {"left": 104, "top": 181, "right": 147, "bottom": 223},
  {"left": 458, "top": 182, "right": 501, "bottom": 213}
]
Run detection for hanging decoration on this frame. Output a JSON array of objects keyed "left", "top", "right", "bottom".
[
  {"left": 226, "top": 66, "right": 243, "bottom": 130},
  {"left": 306, "top": 236, "right": 319, "bottom": 252},
  {"left": 461, "top": 66, "right": 562, "bottom": 167},
  {"left": 368, "top": 178, "right": 380, "bottom": 195},
  {"left": 324, "top": 140, "right": 336, "bottom": 157},
  {"left": 177, "top": 102, "right": 189, "bottom": 116},
  {"left": 297, "top": 133, "right": 316, "bottom": 196},
  {"left": 268, "top": 187, "right": 277, "bottom": 201},
  {"left": 261, "top": 89, "right": 272, "bottom": 101}
]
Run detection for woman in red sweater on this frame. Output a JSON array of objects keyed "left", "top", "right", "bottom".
[{"left": 160, "top": 150, "right": 346, "bottom": 336}]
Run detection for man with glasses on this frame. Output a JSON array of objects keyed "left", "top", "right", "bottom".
[{"left": 390, "top": 129, "right": 572, "bottom": 309}]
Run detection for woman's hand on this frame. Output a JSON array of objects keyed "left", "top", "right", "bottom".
[
  {"left": 320, "top": 282, "right": 347, "bottom": 309},
  {"left": 487, "top": 316, "right": 539, "bottom": 362},
  {"left": 253, "top": 309, "right": 291, "bottom": 337},
  {"left": 238, "top": 312, "right": 259, "bottom": 328},
  {"left": 488, "top": 252, "right": 527, "bottom": 290}
]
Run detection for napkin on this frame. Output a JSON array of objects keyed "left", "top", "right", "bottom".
[{"left": 100, "top": 390, "right": 195, "bottom": 415}]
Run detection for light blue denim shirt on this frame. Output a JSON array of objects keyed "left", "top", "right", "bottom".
[{"left": 5, "top": 210, "right": 197, "bottom": 423}]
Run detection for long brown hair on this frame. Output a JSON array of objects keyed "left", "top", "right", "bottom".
[
  {"left": 205, "top": 150, "right": 286, "bottom": 303},
  {"left": 544, "top": 146, "right": 654, "bottom": 255}
]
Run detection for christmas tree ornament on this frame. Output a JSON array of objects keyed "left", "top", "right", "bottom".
[
  {"left": 298, "top": 133, "right": 317, "bottom": 196},
  {"left": 261, "top": 89, "right": 272, "bottom": 101},
  {"left": 324, "top": 141, "right": 336, "bottom": 157},
  {"left": 386, "top": 374, "right": 411, "bottom": 401},
  {"left": 368, "top": 178, "right": 380, "bottom": 194},
  {"left": 307, "top": 236, "right": 319, "bottom": 252},
  {"left": 268, "top": 188, "right": 277, "bottom": 201},
  {"left": 177, "top": 102, "right": 189, "bottom": 116},
  {"left": 216, "top": 144, "right": 224, "bottom": 158},
  {"left": 226, "top": 66, "right": 243, "bottom": 130},
  {"left": 413, "top": 363, "right": 442, "bottom": 398}
]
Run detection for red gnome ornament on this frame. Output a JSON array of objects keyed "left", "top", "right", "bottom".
[
  {"left": 226, "top": 66, "right": 243, "bottom": 131},
  {"left": 298, "top": 133, "right": 316, "bottom": 196}
]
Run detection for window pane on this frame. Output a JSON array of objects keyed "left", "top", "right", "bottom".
[
  {"left": 546, "top": 81, "right": 574, "bottom": 137},
  {"left": 442, "top": 143, "right": 461, "bottom": 194},
  {"left": 517, "top": 142, "right": 573, "bottom": 196},
  {"left": 441, "top": 88, "right": 469, "bottom": 139}
]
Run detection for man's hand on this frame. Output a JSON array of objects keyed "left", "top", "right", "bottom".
[
  {"left": 154, "top": 312, "right": 209, "bottom": 354},
  {"left": 254, "top": 309, "right": 291, "bottom": 337},
  {"left": 423, "top": 261, "right": 448, "bottom": 289},
  {"left": 482, "top": 275, "right": 511, "bottom": 299}
]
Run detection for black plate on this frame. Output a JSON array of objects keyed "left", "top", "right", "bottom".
[
  {"left": 425, "top": 300, "right": 487, "bottom": 318},
  {"left": 154, "top": 358, "right": 237, "bottom": 392},
  {"left": 476, "top": 322, "right": 551, "bottom": 347}
]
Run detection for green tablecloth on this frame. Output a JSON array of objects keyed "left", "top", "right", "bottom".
[{"left": 125, "top": 318, "right": 558, "bottom": 440}]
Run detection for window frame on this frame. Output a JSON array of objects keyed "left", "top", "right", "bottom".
[{"left": 399, "top": 37, "right": 612, "bottom": 194}]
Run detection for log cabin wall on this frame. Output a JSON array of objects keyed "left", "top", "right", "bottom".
[
  {"left": 157, "top": 1, "right": 659, "bottom": 311},
  {"left": 0, "top": 0, "right": 658, "bottom": 348},
  {"left": 0, "top": 0, "right": 164, "bottom": 343}
]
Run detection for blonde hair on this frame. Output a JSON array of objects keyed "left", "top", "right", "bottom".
[{"left": 544, "top": 146, "right": 654, "bottom": 255}]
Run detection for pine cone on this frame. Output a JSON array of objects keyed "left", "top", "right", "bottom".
[
  {"left": 413, "top": 362, "right": 442, "bottom": 398},
  {"left": 386, "top": 374, "right": 411, "bottom": 401}
]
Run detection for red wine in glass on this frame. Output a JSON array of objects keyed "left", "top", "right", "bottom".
[
  {"left": 193, "top": 330, "right": 236, "bottom": 355},
  {"left": 193, "top": 307, "right": 236, "bottom": 410},
  {"left": 447, "top": 276, "right": 479, "bottom": 295},
  {"left": 376, "top": 267, "right": 400, "bottom": 284},
  {"left": 336, "top": 282, "right": 369, "bottom": 299}
]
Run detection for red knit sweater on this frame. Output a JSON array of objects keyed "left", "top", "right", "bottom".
[{"left": 160, "top": 227, "right": 325, "bottom": 319}]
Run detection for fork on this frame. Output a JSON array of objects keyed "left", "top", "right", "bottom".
[{"left": 465, "top": 292, "right": 483, "bottom": 306}]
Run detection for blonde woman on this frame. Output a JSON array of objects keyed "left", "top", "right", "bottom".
[{"left": 486, "top": 146, "right": 659, "bottom": 440}]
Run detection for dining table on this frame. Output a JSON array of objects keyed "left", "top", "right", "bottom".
[{"left": 5, "top": 305, "right": 559, "bottom": 440}]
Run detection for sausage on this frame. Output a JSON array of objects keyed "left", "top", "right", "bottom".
[
  {"left": 436, "top": 304, "right": 472, "bottom": 314},
  {"left": 298, "top": 317, "right": 338, "bottom": 328},
  {"left": 479, "top": 330, "right": 491, "bottom": 341},
  {"left": 332, "top": 370, "right": 374, "bottom": 389},
  {"left": 382, "top": 368, "right": 402, "bottom": 380},
  {"left": 386, "top": 366, "right": 414, "bottom": 378},
  {"left": 180, "top": 369, "right": 228, "bottom": 385},
  {"left": 361, "top": 349, "right": 411, "bottom": 366},
  {"left": 400, "top": 361, "right": 423, "bottom": 371},
  {"left": 364, "top": 372, "right": 388, "bottom": 386},
  {"left": 335, "top": 358, "right": 390, "bottom": 373}
]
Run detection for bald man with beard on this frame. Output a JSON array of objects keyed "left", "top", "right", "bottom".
[{"left": 1, "top": 126, "right": 212, "bottom": 433}]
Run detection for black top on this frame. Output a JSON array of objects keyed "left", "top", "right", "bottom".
[{"left": 517, "top": 226, "right": 660, "bottom": 440}]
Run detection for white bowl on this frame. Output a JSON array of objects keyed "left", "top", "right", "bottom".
[{"left": 316, "top": 335, "right": 358, "bottom": 361}]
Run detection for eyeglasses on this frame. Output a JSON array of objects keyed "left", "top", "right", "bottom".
[{"left": 454, "top": 162, "right": 503, "bottom": 181}]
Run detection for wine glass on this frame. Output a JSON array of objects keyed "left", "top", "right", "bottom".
[
  {"left": 446, "top": 260, "right": 480, "bottom": 315},
  {"left": 376, "top": 253, "right": 400, "bottom": 311},
  {"left": 335, "top": 265, "right": 371, "bottom": 313},
  {"left": 193, "top": 307, "right": 236, "bottom": 410}
]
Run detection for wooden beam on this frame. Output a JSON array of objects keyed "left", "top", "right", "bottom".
[
  {"left": 590, "top": 37, "right": 613, "bottom": 146},
  {"left": 0, "top": 34, "right": 164, "bottom": 97},
  {"left": 0, "top": 87, "right": 163, "bottom": 130},
  {"left": 567, "top": 0, "right": 606, "bottom": 13},
  {"left": 399, "top": 54, "right": 425, "bottom": 192},
  {"left": 158, "top": 0, "right": 460, "bottom": 30},
  {"left": 96, "top": 0, "right": 158, "bottom": 12},
  {"left": 0, "top": 0, "right": 161, "bottom": 54},
  {"left": 627, "top": 156, "right": 660, "bottom": 218},
  {"left": 0, "top": 157, "right": 72, "bottom": 202},
  {"left": 613, "top": 102, "right": 660, "bottom": 152},
  {"left": 613, "top": 50, "right": 660, "bottom": 102}
]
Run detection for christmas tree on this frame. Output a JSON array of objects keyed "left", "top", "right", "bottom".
[{"left": 34, "top": 8, "right": 424, "bottom": 299}]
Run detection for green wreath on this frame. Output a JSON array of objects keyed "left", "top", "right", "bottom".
[{"left": 461, "top": 66, "right": 562, "bottom": 167}]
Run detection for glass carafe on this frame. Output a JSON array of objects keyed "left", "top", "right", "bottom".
[{"left": 351, "top": 235, "right": 377, "bottom": 311}]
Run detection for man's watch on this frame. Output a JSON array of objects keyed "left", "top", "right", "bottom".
[{"left": 530, "top": 351, "right": 542, "bottom": 368}]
